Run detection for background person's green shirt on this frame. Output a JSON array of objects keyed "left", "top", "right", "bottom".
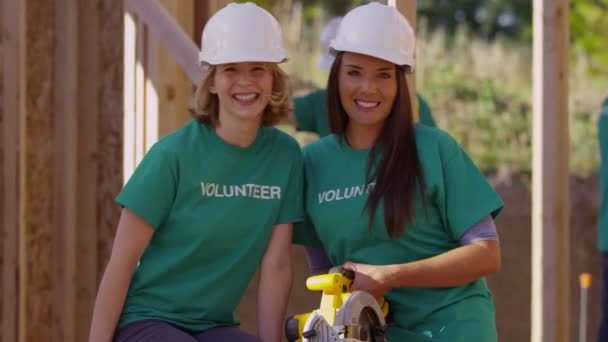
[
  {"left": 294, "top": 125, "right": 503, "bottom": 342},
  {"left": 116, "top": 120, "right": 304, "bottom": 332},
  {"left": 293, "top": 90, "right": 436, "bottom": 137},
  {"left": 599, "top": 97, "right": 608, "bottom": 251}
]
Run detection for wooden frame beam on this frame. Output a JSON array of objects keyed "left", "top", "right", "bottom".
[
  {"left": 531, "top": 0, "right": 570, "bottom": 341},
  {"left": 53, "top": 0, "right": 78, "bottom": 340},
  {"left": 1, "top": 0, "right": 25, "bottom": 340},
  {"left": 125, "top": 0, "right": 201, "bottom": 83},
  {"left": 386, "top": 0, "right": 418, "bottom": 121}
]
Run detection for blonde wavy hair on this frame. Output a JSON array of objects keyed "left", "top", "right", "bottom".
[{"left": 191, "top": 63, "right": 291, "bottom": 127}]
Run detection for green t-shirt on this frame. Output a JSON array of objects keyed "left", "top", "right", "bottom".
[
  {"left": 116, "top": 120, "right": 304, "bottom": 332},
  {"left": 417, "top": 93, "right": 437, "bottom": 128},
  {"left": 294, "top": 125, "right": 504, "bottom": 342},
  {"left": 293, "top": 90, "right": 436, "bottom": 137},
  {"left": 598, "top": 97, "right": 608, "bottom": 251}
]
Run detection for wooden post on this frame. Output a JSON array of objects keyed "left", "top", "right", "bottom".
[
  {"left": 1, "top": 0, "right": 25, "bottom": 341},
  {"left": 19, "top": 0, "right": 55, "bottom": 340},
  {"left": 531, "top": 1, "right": 570, "bottom": 341},
  {"left": 387, "top": 0, "right": 418, "bottom": 121},
  {"left": 53, "top": 1, "right": 79, "bottom": 340},
  {"left": 207, "top": 0, "right": 232, "bottom": 15},
  {"left": 158, "top": 0, "right": 195, "bottom": 136},
  {"left": 74, "top": 0, "right": 101, "bottom": 341},
  {"left": 124, "top": 0, "right": 201, "bottom": 85}
]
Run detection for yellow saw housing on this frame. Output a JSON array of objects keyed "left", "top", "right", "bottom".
[{"left": 285, "top": 267, "right": 389, "bottom": 342}]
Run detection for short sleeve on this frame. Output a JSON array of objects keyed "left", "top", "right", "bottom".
[
  {"left": 275, "top": 148, "right": 305, "bottom": 225},
  {"left": 438, "top": 139, "right": 504, "bottom": 240},
  {"left": 116, "top": 143, "right": 178, "bottom": 229},
  {"left": 294, "top": 93, "right": 316, "bottom": 132}
]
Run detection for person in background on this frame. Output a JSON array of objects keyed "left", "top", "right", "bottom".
[
  {"left": 597, "top": 96, "right": 608, "bottom": 342},
  {"left": 89, "top": 3, "right": 302, "bottom": 342},
  {"left": 291, "top": 16, "right": 437, "bottom": 140},
  {"left": 294, "top": 3, "right": 503, "bottom": 341}
]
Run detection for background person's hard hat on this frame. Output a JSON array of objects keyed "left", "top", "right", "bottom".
[
  {"left": 330, "top": 3, "right": 415, "bottom": 71},
  {"left": 318, "top": 17, "right": 342, "bottom": 70},
  {"left": 198, "top": 2, "right": 288, "bottom": 65}
]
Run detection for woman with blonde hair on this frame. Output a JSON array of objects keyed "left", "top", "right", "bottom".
[{"left": 89, "top": 3, "right": 302, "bottom": 341}]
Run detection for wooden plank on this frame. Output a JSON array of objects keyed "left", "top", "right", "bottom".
[
  {"left": 96, "top": 0, "right": 124, "bottom": 285},
  {"left": 135, "top": 19, "right": 146, "bottom": 165},
  {"left": 123, "top": 11, "right": 137, "bottom": 182},
  {"left": 21, "top": 0, "right": 55, "bottom": 340},
  {"left": 1, "top": 0, "right": 24, "bottom": 340},
  {"left": 387, "top": 0, "right": 418, "bottom": 121},
  {"left": 125, "top": 0, "right": 202, "bottom": 84},
  {"left": 206, "top": 0, "right": 231, "bottom": 16},
  {"left": 158, "top": 0, "right": 195, "bottom": 136},
  {"left": 75, "top": 0, "right": 100, "bottom": 340},
  {"left": 531, "top": 1, "right": 571, "bottom": 341},
  {"left": 53, "top": 1, "right": 78, "bottom": 341},
  {"left": 145, "top": 26, "right": 159, "bottom": 149}
]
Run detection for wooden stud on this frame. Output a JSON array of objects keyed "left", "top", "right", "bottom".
[
  {"left": 75, "top": 0, "right": 100, "bottom": 339},
  {"left": 53, "top": 0, "right": 78, "bottom": 340},
  {"left": 387, "top": 0, "right": 418, "bottom": 122},
  {"left": 158, "top": 0, "right": 195, "bottom": 136},
  {"left": 123, "top": 11, "right": 138, "bottom": 182},
  {"left": 1, "top": 0, "right": 24, "bottom": 340},
  {"left": 145, "top": 25, "right": 160, "bottom": 150},
  {"left": 531, "top": 0, "right": 571, "bottom": 341},
  {"left": 21, "top": 0, "right": 55, "bottom": 340},
  {"left": 135, "top": 19, "right": 147, "bottom": 165},
  {"left": 125, "top": 0, "right": 202, "bottom": 85}
]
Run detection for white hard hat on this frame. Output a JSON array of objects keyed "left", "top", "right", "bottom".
[
  {"left": 198, "top": 2, "right": 288, "bottom": 65},
  {"left": 318, "top": 17, "right": 342, "bottom": 70},
  {"left": 330, "top": 3, "right": 415, "bottom": 71}
]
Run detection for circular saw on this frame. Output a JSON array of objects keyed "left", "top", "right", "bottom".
[{"left": 285, "top": 267, "right": 390, "bottom": 342}]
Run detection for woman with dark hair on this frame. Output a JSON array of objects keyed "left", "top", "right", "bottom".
[{"left": 294, "top": 3, "right": 504, "bottom": 341}]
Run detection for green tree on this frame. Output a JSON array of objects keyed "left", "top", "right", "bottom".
[{"left": 571, "top": 0, "right": 608, "bottom": 73}]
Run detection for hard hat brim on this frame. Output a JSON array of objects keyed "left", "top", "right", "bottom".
[
  {"left": 329, "top": 45, "right": 414, "bottom": 72},
  {"left": 199, "top": 51, "right": 288, "bottom": 66}
]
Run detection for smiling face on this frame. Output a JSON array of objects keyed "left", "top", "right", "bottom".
[
  {"left": 338, "top": 52, "right": 398, "bottom": 132},
  {"left": 208, "top": 62, "right": 274, "bottom": 125}
]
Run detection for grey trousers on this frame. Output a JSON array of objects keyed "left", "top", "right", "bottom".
[{"left": 113, "top": 320, "right": 261, "bottom": 342}]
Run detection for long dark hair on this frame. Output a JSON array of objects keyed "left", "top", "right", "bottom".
[{"left": 326, "top": 52, "right": 426, "bottom": 238}]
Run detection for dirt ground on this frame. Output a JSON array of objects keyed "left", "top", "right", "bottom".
[{"left": 235, "top": 173, "right": 603, "bottom": 341}]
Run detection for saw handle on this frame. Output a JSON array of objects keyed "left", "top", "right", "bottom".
[{"left": 329, "top": 266, "right": 355, "bottom": 281}]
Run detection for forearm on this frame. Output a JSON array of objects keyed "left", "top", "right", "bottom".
[
  {"left": 88, "top": 260, "right": 136, "bottom": 342},
  {"left": 384, "top": 241, "right": 501, "bottom": 288},
  {"left": 256, "top": 259, "right": 293, "bottom": 342}
]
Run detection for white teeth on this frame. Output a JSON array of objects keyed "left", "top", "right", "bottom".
[
  {"left": 356, "top": 100, "right": 379, "bottom": 108},
  {"left": 234, "top": 94, "right": 257, "bottom": 101}
]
